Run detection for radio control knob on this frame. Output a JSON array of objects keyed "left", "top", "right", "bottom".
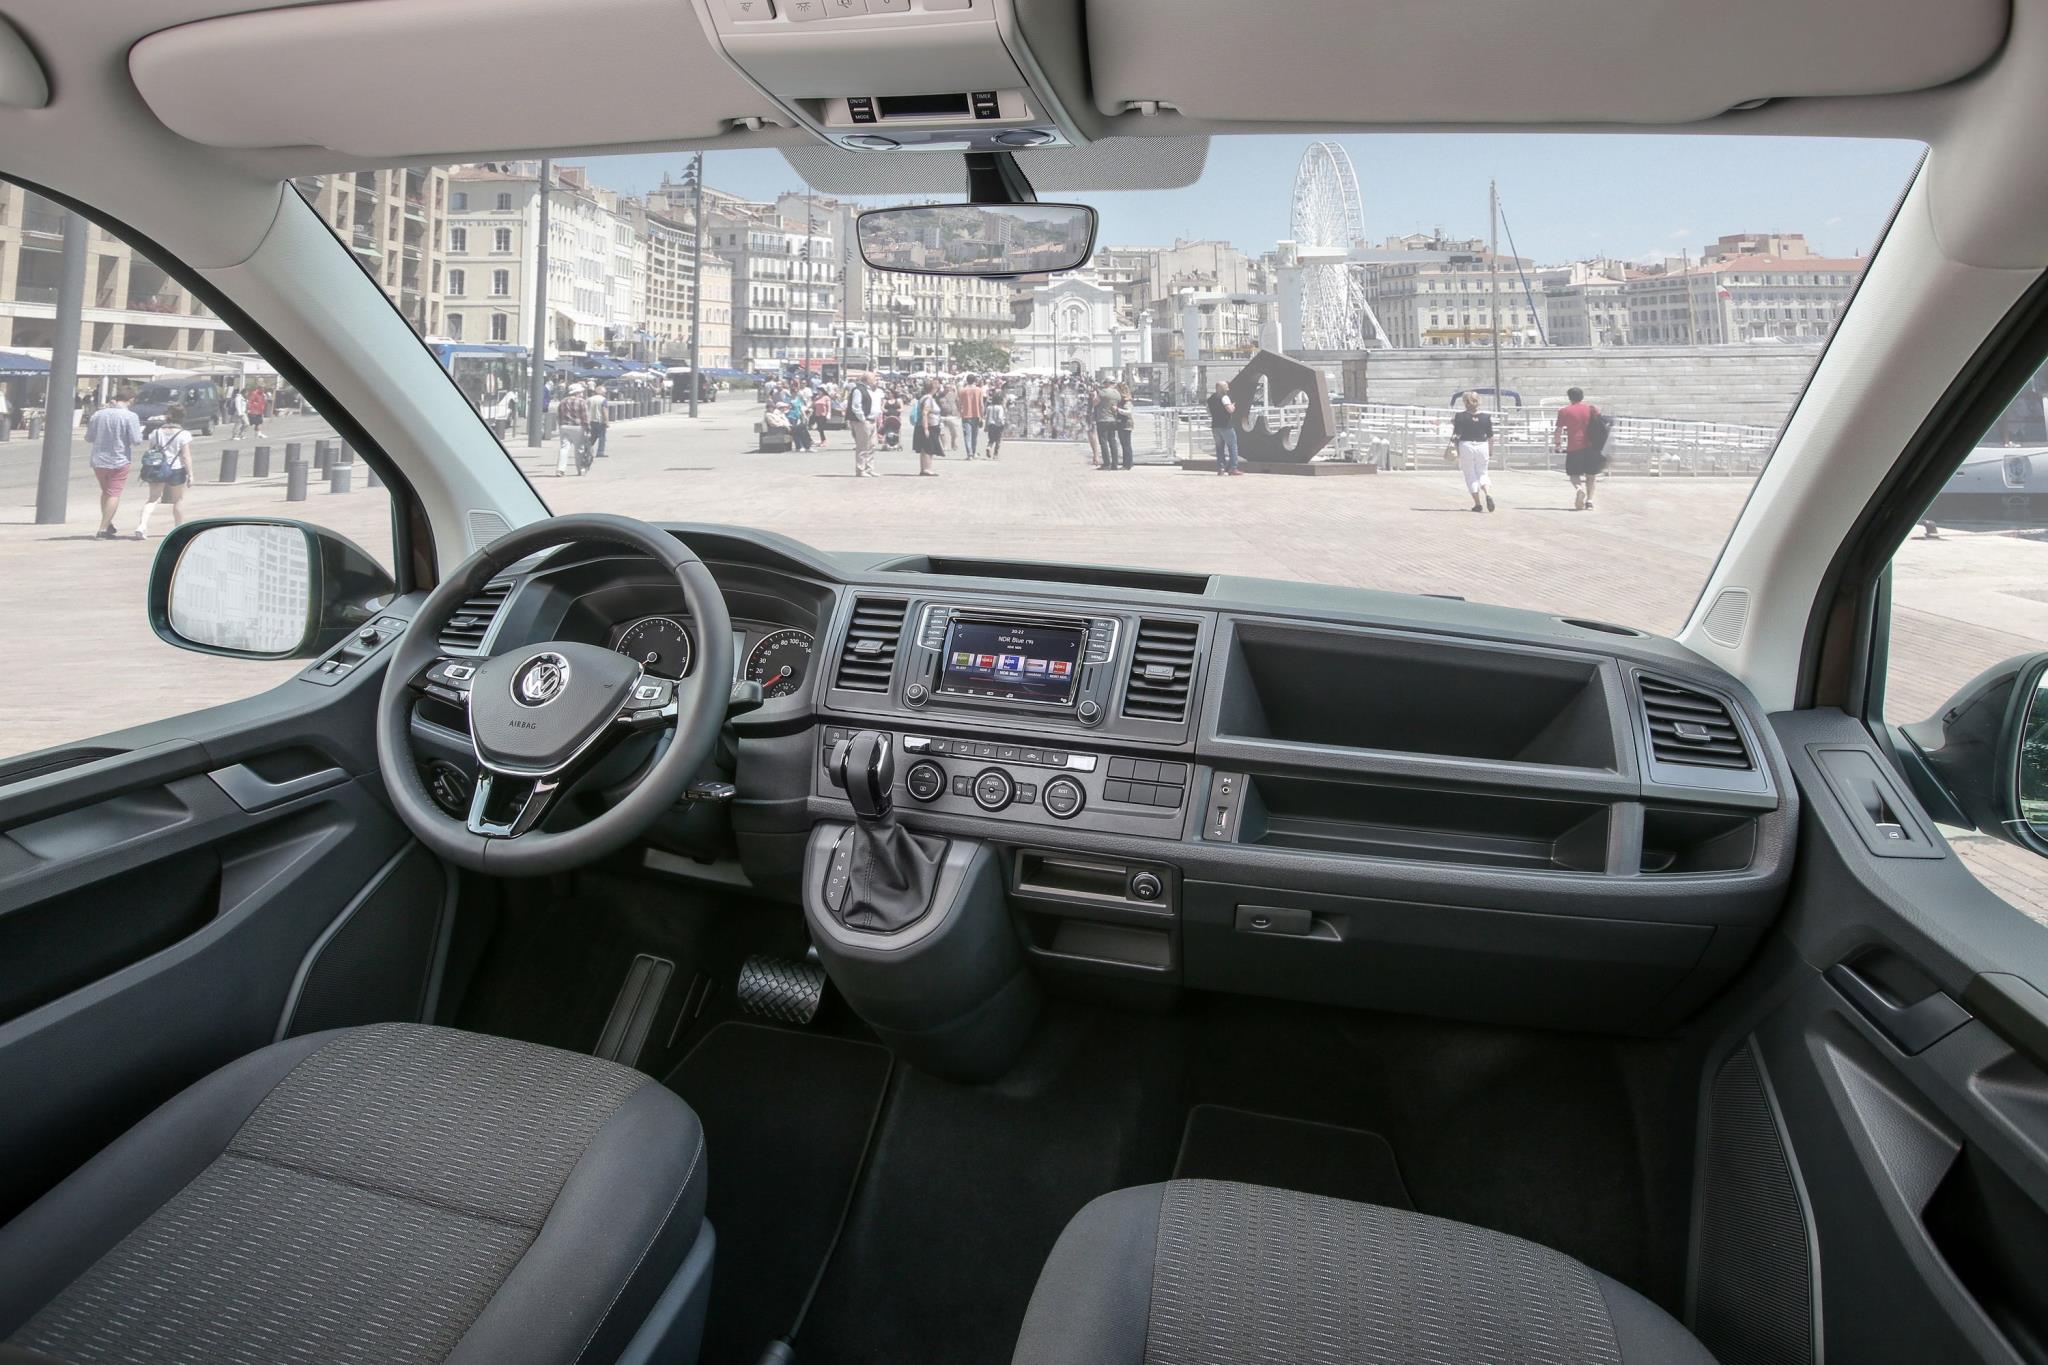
[
  {"left": 905, "top": 760, "right": 946, "bottom": 803},
  {"left": 1042, "top": 776, "right": 1085, "bottom": 819},
  {"left": 1077, "top": 698, "right": 1101, "bottom": 725},
  {"left": 906, "top": 682, "right": 928, "bottom": 706},
  {"left": 973, "top": 768, "right": 1015, "bottom": 812}
]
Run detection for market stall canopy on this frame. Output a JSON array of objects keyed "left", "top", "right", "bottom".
[
  {"left": 0, "top": 350, "right": 50, "bottom": 375},
  {"left": 4, "top": 348, "right": 158, "bottom": 378}
]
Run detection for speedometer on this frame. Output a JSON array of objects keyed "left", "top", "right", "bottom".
[
  {"left": 614, "top": 615, "right": 692, "bottom": 679},
  {"left": 745, "top": 628, "right": 814, "bottom": 699}
]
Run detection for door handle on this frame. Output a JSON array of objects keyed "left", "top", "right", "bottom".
[{"left": 1826, "top": 960, "right": 1971, "bottom": 1055}]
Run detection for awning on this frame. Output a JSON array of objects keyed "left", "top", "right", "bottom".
[
  {"left": 4, "top": 348, "right": 159, "bottom": 378},
  {"left": 0, "top": 350, "right": 50, "bottom": 375}
]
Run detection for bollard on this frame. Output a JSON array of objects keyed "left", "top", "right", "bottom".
[
  {"left": 218, "top": 448, "right": 239, "bottom": 483},
  {"left": 311, "top": 440, "right": 330, "bottom": 472},
  {"left": 340, "top": 443, "right": 355, "bottom": 465},
  {"left": 286, "top": 461, "right": 309, "bottom": 501},
  {"left": 253, "top": 445, "right": 273, "bottom": 477},
  {"left": 328, "top": 464, "right": 352, "bottom": 494}
]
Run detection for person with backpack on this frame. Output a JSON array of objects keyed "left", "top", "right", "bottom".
[
  {"left": 132, "top": 404, "right": 193, "bottom": 538},
  {"left": 984, "top": 387, "right": 1007, "bottom": 460},
  {"left": 1552, "top": 385, "right": 1609, "bottom": 510}
]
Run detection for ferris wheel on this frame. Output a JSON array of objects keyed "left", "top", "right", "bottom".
[{"left": 1290, "top": 142, "right": 1385, "bottom": 350}]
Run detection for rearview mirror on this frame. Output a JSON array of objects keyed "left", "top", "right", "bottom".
[
  {"left": 855, "top": 202, "right": 1096, "bottom": 277},
  {"left": 148, "top": 518, "right": 397, "bottom": 660}
]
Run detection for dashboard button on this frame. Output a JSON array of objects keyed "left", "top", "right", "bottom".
[
  {"left": 1129, "top": 871, "right": 1163, "bottom": 901},
  {"left": 973, "top": 742, "right": 997, "bottom": 759},
  {"left": 1015, "top": 783, "right": 1038, "bottom": 804},
  {"left": 1158, "top": 761, "right": 1189, "bottom": 785},
  {"left": 951, "top": 774, "right": 972, "bottom": 797},
  {"left": 905, "top": 760, "right": 946, "bottom": 803},
  {"left": 1107, "top": 756, "right": 1136, "bottom": 779},
  {"left": 973, "top": 768, "right": 1015, "bottom": 812},
  {"left": 1042, "top": 776, "right": 1085, "bottom": 819},
  {"left": 1020, "top": 747, "right": 1044, "bottom": 765}
]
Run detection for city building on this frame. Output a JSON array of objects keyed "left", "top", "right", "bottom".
[
  {"left": 704, "top": 199, "right": 837, "bottom": 373},
  {"left": 860, "top": 268, "right": 1015, "bottom": 372},
  {"left": 1620, "top": 254, "right": 1863, "bottom": 344},
  {"left": 1010, "top": 271, "right": 1148, "bottom": 376},
  {"left": 1701, "top": 231, "right": 1815, "bottom": 262},
  {"left": 294, "top": 168, "right": 450, "bottom": 336},
  {"left": 1361, "top": 250, "right": 1547, "bottom": 348},
  {"left": 0, "top": 183, "right": 245, "bottom": 356},
  {"left": 441, "top": 163, "right": 627, "bottom": 355},
  {"left": 620, "top": 200, "right": 732, "bottom": 367}
]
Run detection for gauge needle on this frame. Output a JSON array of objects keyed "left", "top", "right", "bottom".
[
  {"left": 643, "top": 651, "right": 659, "bottom": 665},
  {"left": 763, "top": 666, "right": 790, "bottom": 687}
]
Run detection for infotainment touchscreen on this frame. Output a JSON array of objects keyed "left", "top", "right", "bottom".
[{"left": 938, "top": 620, "right": 1085, "bottom": 705}]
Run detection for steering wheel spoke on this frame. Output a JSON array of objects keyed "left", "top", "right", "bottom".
[
  {"left": 411, "top": 656, "right": 479, "bottom": 710},
  {"left": 466, "top": 770, "right": 563, "bottom": 838}
]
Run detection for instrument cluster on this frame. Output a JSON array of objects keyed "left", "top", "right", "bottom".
[{"left": 608, "top": 613, "right": 815, "bottom": 699}]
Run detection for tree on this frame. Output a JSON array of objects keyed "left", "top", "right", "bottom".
[{"left": 950, "top": 338, "right": 1011, "bottom": 373}]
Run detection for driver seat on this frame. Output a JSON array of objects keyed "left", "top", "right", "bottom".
[{"left": 0, "top": 1024, "right": 711, "bottom": 1365}]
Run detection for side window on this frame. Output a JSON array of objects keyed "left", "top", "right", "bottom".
[
  {"left": 1883, "top": 354, "right": 2048, "bottom": 921},
  {"left": 0, "top": 181, "right": 395, "bottom": 760}
]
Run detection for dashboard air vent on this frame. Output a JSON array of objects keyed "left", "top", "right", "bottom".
[
  {"left": 1640, "top": 676, "right": 1751, "bottom": 771},
  {"left": 1122, "top": 617, "right": 1199, "bottom": 723},
  {"left": 438, "top": 580, "right": 511, "bottom": 653},
  {"left": 834, "top": 597, "right": 908, "bottom": 692}
]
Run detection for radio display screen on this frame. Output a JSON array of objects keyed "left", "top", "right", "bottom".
[{"left": 938, "top": 620, "right": 1085, "bottom": 706}]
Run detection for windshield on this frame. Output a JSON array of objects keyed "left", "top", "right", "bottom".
[{"left": 393, "top": 134, "right": 1921, "bottom": 632}]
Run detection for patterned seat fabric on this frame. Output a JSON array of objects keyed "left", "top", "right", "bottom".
[{"left": 10, "top": 1025, "right": 662, "bottom": 1365}]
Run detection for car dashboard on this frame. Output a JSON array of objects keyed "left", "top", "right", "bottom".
[{"left": 401, "top": 524, "right": 1795, "bottom": 1037}]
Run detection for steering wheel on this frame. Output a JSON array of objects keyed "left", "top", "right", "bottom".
[{"left": 376, "top": 514, "right": 733, "bottom": 876}]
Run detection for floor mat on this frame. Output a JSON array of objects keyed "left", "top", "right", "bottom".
[
  {"left": 1172, "top": 1104, "right": 1412, "bottom": 1209},
  {"left": 666, "top": 1021, "right": 893, "bottom": 1365},
  {"left": 796, "top": 1006, "right": 1185, "bottom": 1365}
]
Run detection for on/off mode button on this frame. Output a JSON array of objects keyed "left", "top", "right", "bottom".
[{"left": 1042, "top": 776, "right": 1085, "bottom": 819}]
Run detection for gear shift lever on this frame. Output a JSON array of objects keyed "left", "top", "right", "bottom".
[{"left": 826, "top": 730, "right": 945, "bottom": 932}]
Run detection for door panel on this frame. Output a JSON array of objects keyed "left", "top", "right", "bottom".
[
  {"left": 1709, "top": 708, "right": 2048, "bottom": 1365},
  {"left": 0, "top": 607, "right": 444, "bottom": 1224}
]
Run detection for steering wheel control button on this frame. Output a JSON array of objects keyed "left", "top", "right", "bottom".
[
  {"left": 1042, "top": 776, "right": 1085, "bottom": 819},
  {"left": 905, "top": 760, "right": 946, "bottom": 803},
  {"left": 443, "top": 663, "right": 476, "bottom": 682},
  {"left": 973, "top": 768, "right": 1015, "bottom": 812}
]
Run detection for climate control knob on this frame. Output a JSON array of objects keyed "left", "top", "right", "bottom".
[
  {"left": 1042, "top": 776, "right": 1085, "bottom": 819},
  {"left": 972, "top": 767, "right": 1016, "bottom": 812},
  {"left": 905, "top": 760, "right": 946, "bottom": 803}
]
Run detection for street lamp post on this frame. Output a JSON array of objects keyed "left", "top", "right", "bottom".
[
  {"left": 802, "top": 188, "right": 815, "bottom": 379},
  {"left": 687, "top": 151, "right": 704, "bottom": 418},
  {"left": 34, "top": 207, "right": 87, "bottom": 525},
  {"left": 525, "top": 158, "right": 551, "bottom": 448}
]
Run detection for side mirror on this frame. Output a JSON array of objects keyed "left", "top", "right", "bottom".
[
  {"left": 147, "top": 518, "right": 396, "bottom": 660},
  {"left": 1901, "top": 651, "right": 2048, "bottom": 854}
]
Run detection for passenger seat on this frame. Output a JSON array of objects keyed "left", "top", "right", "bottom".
[{"left": 1012, "top": 1179, "right": 1714, "bottom": 1364}]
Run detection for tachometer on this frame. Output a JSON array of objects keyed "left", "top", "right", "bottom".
[
  {"left": 745, "top": 628, "right": 814, "bottom": 699},
  {"left": 614, "top": 615, "right": 692, "bottom": 679}
]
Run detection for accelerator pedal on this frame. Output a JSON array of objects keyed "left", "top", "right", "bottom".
[
  {"left": 736, "top": 951, "right": 827, "bottom": 1025},
  {"left": 594, "top": 953, "right": 674, "bottom": 1067}
]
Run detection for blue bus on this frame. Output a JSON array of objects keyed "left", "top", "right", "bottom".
[{"left": 431, "top": 343, "right": 527, "bottom": 435}]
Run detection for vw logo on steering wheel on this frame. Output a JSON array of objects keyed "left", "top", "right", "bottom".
[{"left": 513, "top": 652, "right": 571, "bottom": 707}]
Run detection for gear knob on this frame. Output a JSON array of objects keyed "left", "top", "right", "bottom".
[{"left": 830, "top": 730, "right": 895, "bottom": 822}]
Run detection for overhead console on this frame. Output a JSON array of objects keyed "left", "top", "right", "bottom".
[{"left": 693, "top": 0, "right": 1092, "bottom": 151}]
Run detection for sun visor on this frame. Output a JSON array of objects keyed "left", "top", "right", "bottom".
[
  {"left": 782, "top": 136, "right": 1207, "bottom": 193},
  {"left": 129, "top": 0, "right": 787, "bottom": 158},
  {"left": 1084, "top": 0, "right": 2009, "bottom": 126}
]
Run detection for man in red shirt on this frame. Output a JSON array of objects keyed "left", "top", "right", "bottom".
[
  {"left": 1551, "top": 385, "right": 1605, "bottom": 511},
  {"left": 957, "top": 375, "right": 986, "bottom": 459}
]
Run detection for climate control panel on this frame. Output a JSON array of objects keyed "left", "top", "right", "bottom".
[{"left": 818, "top": 726, "right": 1187, "bottom": 837}]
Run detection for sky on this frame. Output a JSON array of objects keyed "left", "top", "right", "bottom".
[{"left": 585, "top": 134, "right": 1926, "bottom": 267}]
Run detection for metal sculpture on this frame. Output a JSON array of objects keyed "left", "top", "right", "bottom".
[{"left": 1228, "top": 349, "right": 1335, "bottom": 465}]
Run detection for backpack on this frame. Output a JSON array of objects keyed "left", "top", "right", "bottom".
[
  {"left": 1583, "top": 405, "right": 1613, "bottom": 454},
  {"left": 140, "top": 426, "right": 179, "bottom": 481}
]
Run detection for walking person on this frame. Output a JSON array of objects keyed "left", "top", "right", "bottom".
[
  {"left": 87, "top": 386, "right": 145, "bottom": 539},
  {"left": 1449, "top": 390, "right": 1497, "bottom": 512},
  {"left": 847, "top": 371, "right": 879, "bottom": 477},
  {"left": 245, "top": 383, "right": 268, "bottom": 437},
  {"left": 810, "top": 387, "right": 832, "bottom": 449},
  {"left": 1113, "top": 383, "right": 1136, "bottom": 470},
  {"left": 958, "top": 374, "right": 985, "bottom": 459},
  {"left": 1092, "top": 384, "right": 1120, "bottom": 471},
  {"left": 913, "top": 379, "right": 941, "bottom": 476},
  {"left": 984, "top": 388, "right": 1006, "bottom": 460},
  {"left": 1552, "top": 386, "right": 1607, "bottom": 510},
  {"left": 587, "top": 385, "right": 609, "bottom": 459},
  {"left": 0, "top": 384, "right": 11, "bottom": 442},
  {"left": 1207, "top": 380, "right": 1241, "bottom": 475},
  {"left": 788, "top": 390, "right": 812, "bottom": 452},
  {"left": 554, "top": 383, "right": 590, "bottom": 476},
  {"left": 230, "top": 387, "right": 248, "bottom": 438},
  {"left": 938, "top": 384, "right": 962, "bottom": 457},
  {"left": 132, "top": 405, "right": 193, "bottom": 539}
]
